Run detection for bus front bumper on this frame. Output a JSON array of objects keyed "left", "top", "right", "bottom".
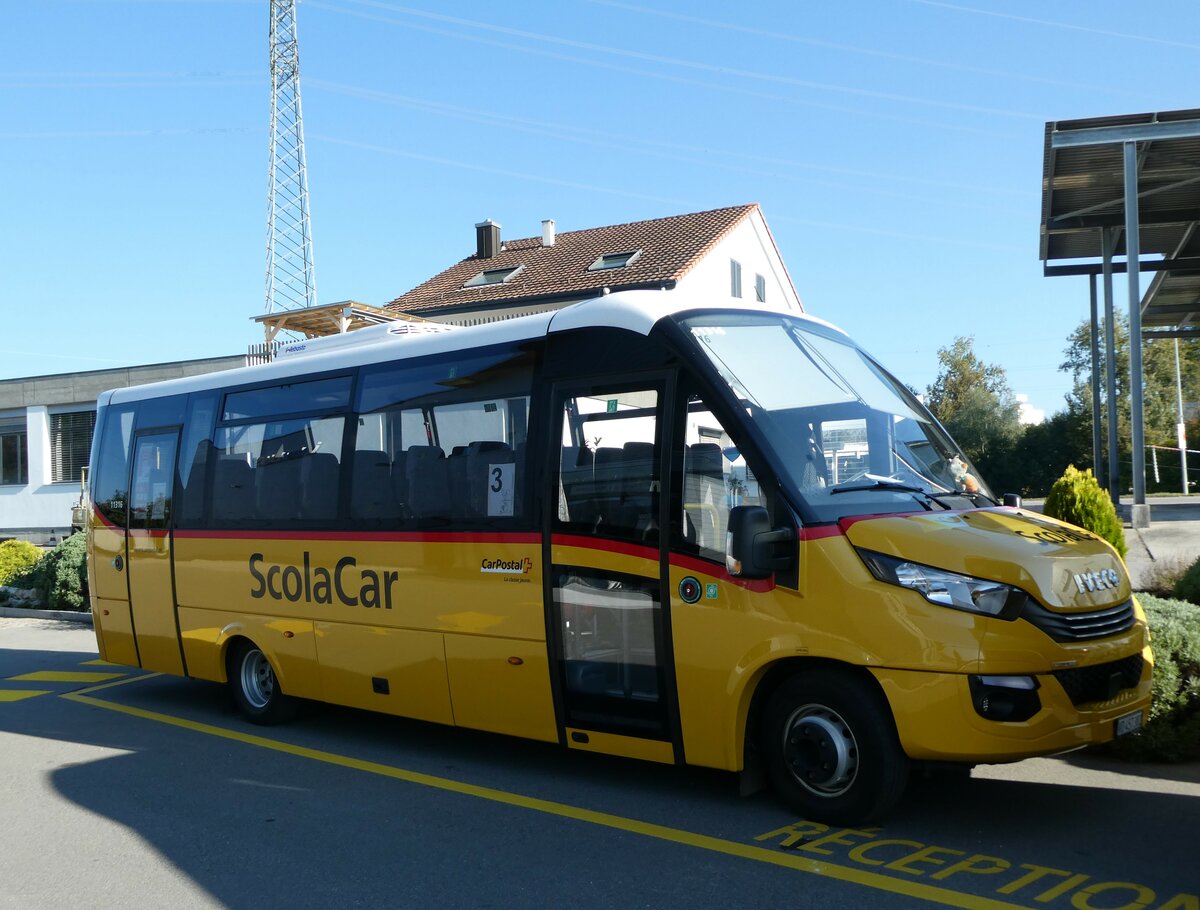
[{"left": 870, "top": 646, "right": 1154, "bottom": 764}]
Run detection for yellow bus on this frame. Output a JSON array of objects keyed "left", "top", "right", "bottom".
[{"left": 86, "top": 290, "right": 1152, "bottom": 823}]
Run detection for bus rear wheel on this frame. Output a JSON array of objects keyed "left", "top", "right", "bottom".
[
  {"left": 762, "top": 670, "right": 909, "bottom": 825},
  {"left": 228, "top": 640, "right": 297, "bottom": 725}
]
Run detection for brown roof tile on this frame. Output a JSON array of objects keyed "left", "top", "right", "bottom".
[{"left": 385, "top": 203, "right": 758, "bottom": 314}]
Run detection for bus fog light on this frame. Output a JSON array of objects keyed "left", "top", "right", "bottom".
[{"left": 969, "top": 675, "right": 1041, "bottom": 723}]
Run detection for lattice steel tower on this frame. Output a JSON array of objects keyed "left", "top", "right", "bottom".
[{"left": 266, "top": 0, "right": 316, "bottom": 314}]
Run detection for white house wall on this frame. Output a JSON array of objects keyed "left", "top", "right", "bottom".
[
  {"left": 0, "top": 407, "right": 79, "bottom": 544},
  {"left": 675, "top": 212, "right": 802, "bottom": 312},
  {"left": 0, "top": 354, "right": 246, "bottom": 544}
]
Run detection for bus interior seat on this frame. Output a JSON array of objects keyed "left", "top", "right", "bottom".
[
  {"left": 620, "top": 441, "right": 657, "bottom": 533},
  {"left": 299, "top": 452, "right": 339, "bottom": 520},
  {"left": 256, "top": 455, "right": 302, "bottom": 521},
  {"left": 466, "top": 440, "right": 513, "bottom": 518},
  {"left": 350, "top": 449, "right": 396, "bottom": 520},
  {"left": 406, "top": 445, "right": 450, "bottom": 520},
  {"left": 446, "top": 446, "right": 471, "bottom": 519},
  {"left": 684, "top": 443, "right": 725, "bottom": 551},
  {"left": 389, "top": 450, "right": 409, "bottom": 518},
  {"left": 211, "top": 455, "right": 254, "bottom": 523}
]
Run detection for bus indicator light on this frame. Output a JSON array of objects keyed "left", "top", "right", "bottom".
[{"left": 679, "top": 577, "right": 702, "bottom": 604}]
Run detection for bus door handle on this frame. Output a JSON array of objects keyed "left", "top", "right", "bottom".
[{"left": 112, "top": 556, "right": 124, "bottom": 572}]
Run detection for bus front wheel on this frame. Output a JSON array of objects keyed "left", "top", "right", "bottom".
[
  {"left": 228, "top": 640, "right": 298, "bottom": 725},
  {"left": 762, "top": 670, "right": 909, "bottom": 825}
]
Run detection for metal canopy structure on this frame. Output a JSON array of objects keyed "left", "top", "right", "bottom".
[{"left": 1040, "top": 108, "right": 1200, "bottom": 527}]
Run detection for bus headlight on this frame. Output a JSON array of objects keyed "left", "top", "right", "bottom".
[{"left": 856, "top": 550, "right": 1026, "bottom": 620}]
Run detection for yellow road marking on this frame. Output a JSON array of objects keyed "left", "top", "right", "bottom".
[
  {"left": 63, "top": 675, "right": 1028, "bottom": 910},
  {"left": 0, "top": 690, "right": 52, "bottom": 702},
  {"left": 81, "top": 659, "right": 121, "bottom": 667},
  {"left": 9, "top": 671, "right": 126, "bottom": 683}
]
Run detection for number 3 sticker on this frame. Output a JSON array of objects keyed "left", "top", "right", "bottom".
[{"left": 487, "top": 463, "right": 514, "bottom": 516}]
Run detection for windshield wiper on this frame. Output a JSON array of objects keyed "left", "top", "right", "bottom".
[
  {"left": 830, "top": 479, "right": 928, "bottom": 496},
  {"left": 829, "top": 478, "right": 959, "bottom": 511},
  {"left": 926, "top": 489, "right": 998, "bottom": 508}
]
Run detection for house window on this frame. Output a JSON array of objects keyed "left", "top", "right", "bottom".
[
  {"left": 0, "top": 417, "right": 28, "bottom": 485},
  {"left": 463, "top": 265, "right": 523, "bottom": 288},
  {"left": 587, "top": 249, "right": 642, "bottom": 272},
  {"left": 755, "top": 273, "right": 766, "bottom": 303},
  {"left": 50, "top": 410, "right": 96, "bottom": 484},
  {"left": 730, "top": 259, "right": 742, "bottom": 298}
]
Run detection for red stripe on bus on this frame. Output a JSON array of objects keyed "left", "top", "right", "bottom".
[
  {"left": 92, "top": 507, "right": 120, "bottom": 531},
  {"left": 799, "top": 524, "right": 843, "bottom": 541},
  {"left": 667, "top": 552, "right": 775, "bottom": 593},
  {"left": 551, "top": 534, "right": 658, "bottom": 562},
  {"left": 173, "top": 529, "right": 542, "bottom": 544},
  {"left": 127, "top": 528, "right": 169, "bottom": 540},
  {"left": 551, "top": 535, "right": 776, "bottom": 592}
]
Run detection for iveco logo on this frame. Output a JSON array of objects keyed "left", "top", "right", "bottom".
[{"left": 1073, "top": 568, "right": 1121, "bottom": 594}]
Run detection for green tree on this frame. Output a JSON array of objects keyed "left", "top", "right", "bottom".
[
  {"left": 925, "top": 337, "right": 1022, "bottom": 483},
  {"left": 1060, "top": 315, "right": 1200, "bottom": 491},
  {"left": 990, "top": 413, "right": 1089, "bottom": 499}
]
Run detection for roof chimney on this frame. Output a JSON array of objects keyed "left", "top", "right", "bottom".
[
  {"left": 475, "top": 219, "right": 501, "bottom": 259},
  {"left": 541, "top": 219, "right": 556, "bottom": 247}
]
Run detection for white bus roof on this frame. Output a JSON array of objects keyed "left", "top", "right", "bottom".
[{"left": 105, "top": 289, "right": 847, "bottom": 404}]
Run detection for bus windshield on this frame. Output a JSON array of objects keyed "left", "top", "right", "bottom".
[{"left": 678, "top": 312, "right": 994, "bottom": 522}]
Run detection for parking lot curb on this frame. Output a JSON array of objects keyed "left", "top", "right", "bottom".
[{"left": 0, "top": 606, "right": 93, "bottom": 625}]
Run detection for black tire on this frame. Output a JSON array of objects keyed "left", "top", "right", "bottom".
[
  {"left": 227, "top": 640, "right": 298, "bottom": 725},
  {"left": 762, "top": 669, "right": 909, "bottom": 825}
]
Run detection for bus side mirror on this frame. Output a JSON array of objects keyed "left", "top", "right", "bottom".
[
  {"left": 1003, "top": 493, "right": 1022, "bottom": 509},
  {"left": 726, "top": 506, "right": 795, "bottom": 579}
]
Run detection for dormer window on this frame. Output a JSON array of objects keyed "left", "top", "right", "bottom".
[
  {"left": 587, "top": 249, "right": 642, "bottom": 272},
  {"left": 463, "top": 264, "right": 523, "bottom": 288}
]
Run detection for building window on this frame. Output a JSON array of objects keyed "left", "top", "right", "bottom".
[
  {"left": 463, "top": 265, "right": 523, "bottom": 288},
  {"left": 0, "top": 417, "right": 28, "bottom": 485},
  {"left": 587, "top": 249, "right": 642, "bottom": 272},
  {"left": 755, "top": 274, "right": 766, "bottom": 303},
  {"left": 50, "top": 410, "right": 96, "bottom": 484},
  {"left": 730, "top": 259, "right": 742, "bottom": 298}
]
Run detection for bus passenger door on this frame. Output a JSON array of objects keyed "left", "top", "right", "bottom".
[
  {"left": 546, "top": 380, "right": 680, "bottom": 765},
  {"left": 126, "top": 430, "right": 185, "bottom": 676}
]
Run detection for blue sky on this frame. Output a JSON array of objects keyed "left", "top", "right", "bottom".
[{"left": 2, "top": 0, "right": 1197, "bottom": 415}]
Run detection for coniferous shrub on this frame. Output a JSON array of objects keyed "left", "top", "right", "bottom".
[
  {"left": 44, "top": 533, "right": 89, "bottom": 611},
  {"left": 0, "top": 540, "right": 43, "bottom": 585},
  {"left": 1109, "top": 594, "right": 1200, "bottom": 761},
  {"left": 1173, "top": 554, "right": 1200, "bottom": 606},
  {"left": 1042, "top": 465, "right": 1127, "bottom": 558}
]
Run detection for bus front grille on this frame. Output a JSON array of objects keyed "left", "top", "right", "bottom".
[
  {"left": 1020, "top": 598, "right": 1136, "bottom": 642},
  {"left": 1052, "top": 654, "right": 1144, "bottom": 707}
]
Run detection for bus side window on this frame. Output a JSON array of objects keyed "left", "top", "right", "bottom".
[
  {"left": 211, "top": 414, "right": 347, "bottom": 527},
  {"left": 353, "top": 342, "right": 536, "bottom": 529},
  {"left": 91, "top": 405, "right": 136, "bottom": 528},
  {"left": 556, "top": 388, "right": 660, "bottom": 544},
  {"left": 176, "top": 392, "right": 218, "bottom": 528},
  {"left": 678, "top": 399, "right": 768, "bottom": 564}
]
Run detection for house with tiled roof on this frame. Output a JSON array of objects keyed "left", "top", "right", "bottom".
[{"left": 385, "top": 203, "right": 802, "bottom": 326}]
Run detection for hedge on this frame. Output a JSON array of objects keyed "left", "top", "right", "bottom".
[
  {"left": 0, "top": 540, "right": 43, "bottom": 586},
  {"left": 4, "top": 532, "right": 89, "bottom": 612},
  {"left": 1108, "top": 594, "right": 1200, "bottom": 762}
]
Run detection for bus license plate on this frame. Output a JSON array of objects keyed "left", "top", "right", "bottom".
[{"left": 1115, "top": 710, "right": 1143, "bottom": 737}]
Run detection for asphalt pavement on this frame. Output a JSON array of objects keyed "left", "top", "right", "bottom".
[{"left": 1117, "top": 496, "right": 1200, "bottom": 591}]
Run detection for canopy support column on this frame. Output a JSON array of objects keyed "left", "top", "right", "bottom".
[
  {"left": 1101, "top": 228, "right": 1120, "bottom": 505},
  {"left": 1088, "top": 275, "right": 1103, "bottom": 479},
  {"left": 1124, "top": 140, "right": 1150, "bottom": 529}
]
